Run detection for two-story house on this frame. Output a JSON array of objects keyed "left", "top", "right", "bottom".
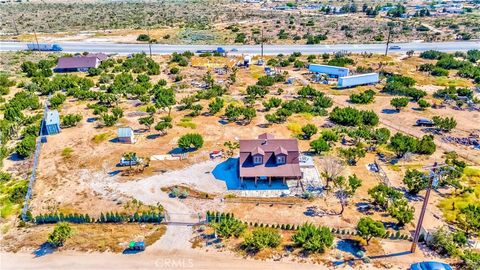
[{"left": 239, "top": 133, "right": 302, "bottom": 186}]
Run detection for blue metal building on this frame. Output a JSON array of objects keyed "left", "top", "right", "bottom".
[
  {"left": 43, "top": 110, "right": 61, "bottom": 135},
  {"left": 308, "top": 64, "right": 350, "bottom": 78}
]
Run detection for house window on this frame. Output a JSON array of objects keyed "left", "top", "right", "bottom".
[
  {"left": 253, "top": 155, "right": 263, "bottom": 164},
  {"left": 276, "top": 155, "right": 286, "bottom": 164}
]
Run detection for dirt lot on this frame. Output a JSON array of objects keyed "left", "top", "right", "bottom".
[
  {"left": 1, "top": 223, "right": 166, "bottom": 253},
  {"left": 0, "top": 49, "right": 479, "bottom": 268}
]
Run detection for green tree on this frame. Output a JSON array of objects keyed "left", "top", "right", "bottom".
[
  {"left": 320, "top": 130, "right": 338, "bottom": 142},
  {"left": 417, "top": 99, "right": 430, "bottom": 110},
  {"left": 62, "top": 114, "right": 83, "bottom": 128},
  {"left": 292, "top": 223, "right": 334, "bottom": 253},
  {"left": 457, "top": 204, "right": 480, "bottom": 234},
  {"left": 390, "top": 97, "right": 409, "bottom": 111},
  {"left": 301, "top": 124, "right": 318, "bottom": 140},
  {"left": 356, "top": 217, "right": 385, "bottom": 245},
  {"left": 212, "top": 217, "right": 246, "bottom": 238},
  {"left": 138, "top": 116, "right": 154, "bottom": 130},
  {"left": 16, "top": 135, "right": 36, "bottom": 158},
  {"left": 243, "top": 227, "right": 281, "bottom": 252},
  {"left": 155, "top": 116, "right": 173, "bottom": 135},
  {"left": 154, "top": 86, "right": 176, "bottom": 116},
  {"left": 208, "top": 97, "right": 224, "bottom": 115},
  {"left": 246, "top": 85, "right": 268, "bottom": 98},
  {"left": 349, "top": 89, "right": 375, "bottom": 104},
  {"left": 403, "top": 169, "right": 428, "bottom": 195},
  {"left": 389, "top": 132, "right": 417, "bottom": 158},
  {"left": 48, "top": 222, "right": 73, "bottom": 247},
  {"left": 50, "top": 93, "right": 67, "bottom": 109},
  {"left": 461, "top": 250, "right": 480, "bottom": 270},
  {"left": 387, "top": 199, "right": 414, "bottom": 226},
  {"left": 241, "top": 107, "right": 256, "bottom": 124},
  {"left": 101, "top": 113, "right": 118, "bottom": 127},
  {"left": 368, "top": 184, "right": 402, "bottom": 210},
  {"left": 310, "top": 138, "right": 330, "bottom": 154},
  {"left": 262, "top": 97, "right": 282, "bottom": 111},
  {"left": 339, "top": 145, "right": 366, "bottom": 165},
  {"left": 432, "top": 116, "right": 457, "bottom": 132},
  {"left": 177, "top": 133, "right": 204, "bottom": 150}
]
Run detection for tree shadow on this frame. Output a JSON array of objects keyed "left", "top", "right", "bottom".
[
  {"left": 368, "top": 250, "right": 411, "bottom": 259},
  {"left": 381, "top": 108, "right": 399, "bottom": 114},
  {"left": 122, "top": 249, "right": 144, "bottom": 255},
  {"left": 168, "top": 148, "right": 195, "bottom": 155},
  {"left": 108, "top": 170, "right": 122, "bottom": 176},
  {"left": 146, "top": 134, "right": 161, "bottom": 140},
  {"left": 7, "top": 153, "right": 24, "bottom": 161},
  {"left": 33, "top": 242, "right": 55, "bottom": 257},
  {"left": 256, "top": 123, "right": 270, "bottom": 128}
]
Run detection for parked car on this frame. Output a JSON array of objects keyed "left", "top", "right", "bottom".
[
  {"left": 416, "top": 118, "right": 434, "bottom": 127},
  {"left": 390, "top": 45, "right": 401, "bottom": 50},
  {"left": 119, "top": 157, "right": 143, "bottom": 167},
  {"left": 410, "top": 261, "right": 453, "bottom": 270},
  {"left": 127, "top": 241, "right": 145, "bottom": 251}
]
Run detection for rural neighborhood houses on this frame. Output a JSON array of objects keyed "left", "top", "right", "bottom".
[{"left": 239, "top": 133, "right": 302, "bottom": 186}]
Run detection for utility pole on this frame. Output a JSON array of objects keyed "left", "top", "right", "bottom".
[
  {"left": 12, "top": 18, "right": 19, "bottom": 36},
  {"left": 261, "top": 28, "right": 264, "bottom": 61},
  {"left": 385, "top": 25, "right": 393, "bottom": 56},
  {"left": 147, "top": 27, "right": 152, "bottom": 59},
  {"left": 33, "top": 29, "right": 40, "bottom": 52},
  {"left": 410, "top": 162, "right": 452, "bottom": 253}
]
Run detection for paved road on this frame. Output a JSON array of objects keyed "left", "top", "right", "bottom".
[{"left": 1, "top": 40, "right": 479, "bottom": 55}]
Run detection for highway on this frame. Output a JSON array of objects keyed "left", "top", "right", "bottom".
[{"left": 0, "top": 40, "right": 479, "bottom": 55}]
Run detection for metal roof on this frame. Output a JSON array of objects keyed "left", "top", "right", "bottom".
[
  {"left": 45, "top": 110, "right": 60, "bottom": 125},
  {"left": 118, "top": 127, "right": 134, "bottom": 137}
]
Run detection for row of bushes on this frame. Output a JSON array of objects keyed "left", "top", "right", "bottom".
[
  {"left": 206, "top": 211, "right": 410, "bottom": 241},
  {"left": 34, "top": 211, "right": 164, "bottom": 224}
]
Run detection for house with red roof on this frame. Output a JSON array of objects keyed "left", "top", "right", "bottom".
[
  {"left": 239, "top": 133, "right": 302, "bottom": 186},
  {"left": 54, "top": 56, "right": 100, "bottom": 72}
]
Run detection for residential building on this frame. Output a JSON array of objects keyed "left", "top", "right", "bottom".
[
  {"left": 54, "top": 56, "right": 100, "bottom": 72},
  {"left": 239, "top": 133, "right": 302, "bottom": 185}
]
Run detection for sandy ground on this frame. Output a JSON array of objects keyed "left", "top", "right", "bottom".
[{"left": 0, "top": 250, "right": 334, "bottom": 270}]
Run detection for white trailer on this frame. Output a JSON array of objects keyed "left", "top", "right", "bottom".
[{"left": 337, "top": 73, "right": 379, "bottom": 88}]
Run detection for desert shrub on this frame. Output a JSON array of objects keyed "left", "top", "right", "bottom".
[
  {"left": 62, "top": 114, "right": 82, "bottom": 127},
  {"left": 177, "top": 133, "right": 204, "bottom": 150},
  {"left": 211, "top": 217, "right": 246, "bottom": 238},
  {"left": 292, "top": 223, "right": 334, "bottom": 253},
  {"left": 243, "top": 227, "right": 281, "bottom": 252}
]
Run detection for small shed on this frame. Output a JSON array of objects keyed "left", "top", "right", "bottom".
[
  {"left": 43, "top": 110, "right": 61, "bottom": 135},
  {"left": 117, "top": 127, "right": 135, "bottom": 144}
]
